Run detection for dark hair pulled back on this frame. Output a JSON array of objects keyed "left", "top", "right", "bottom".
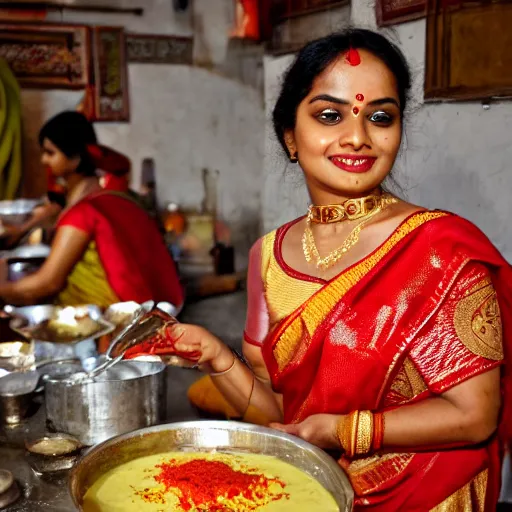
[
  {"left": 272, "top": 28, "right": 412, "bottom": 158},
  {"left": 38, "top": 111, "right": 98, "bottom": 176}
]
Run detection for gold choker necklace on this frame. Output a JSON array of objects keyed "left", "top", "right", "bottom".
[
  {"left": 308, "top": 193, "right": 396, "bottom": 224},
  {"left": 303, "top": 193, "right": 398, "bottom": 270}
]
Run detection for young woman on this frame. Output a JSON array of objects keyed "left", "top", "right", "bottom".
[
  {"left": 0, "top": 111, "right": 183, "bottom": 309},
  {"left": 158, "top": 29, "right": 512, "bottom": 510}
]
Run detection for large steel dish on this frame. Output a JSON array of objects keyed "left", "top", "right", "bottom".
[{"left": 70, "top": 420, "right": 354, "bottom": 511}]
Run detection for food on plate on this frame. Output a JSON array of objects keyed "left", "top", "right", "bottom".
[
  {"left": 37, "top": 307, "right": 101, "bottom": 342},
  {"left": 82, "top": 451, "right": 338, "bottom": 512}
]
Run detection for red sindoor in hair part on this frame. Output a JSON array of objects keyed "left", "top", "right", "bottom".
[{"left": 346, "top": 48, "right": 361, "bottom": 66}]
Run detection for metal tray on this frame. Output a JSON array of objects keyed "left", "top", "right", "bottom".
[
  {"left": 70, "top": 420, "right": 353, "bottom": 511},
  {"left": 0, "top": 199, "right": 40, "bottom": 226},
  {"left": 5, "top": 305, "right": 114, "bottom": 345}
]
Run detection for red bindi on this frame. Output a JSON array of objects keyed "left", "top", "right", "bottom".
[
  {"left": 352, "top": 106, "right": 360, "bottom": 115},
  {"left": 356, "top": 93, "right": 364, "bottom": 102},
  {"left": 346, "top": 48, "right": 361, "bottom": 66}
]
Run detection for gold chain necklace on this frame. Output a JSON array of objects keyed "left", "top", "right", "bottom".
[{"left": 302, "top": 193, "right": 398, "bottom": 270}]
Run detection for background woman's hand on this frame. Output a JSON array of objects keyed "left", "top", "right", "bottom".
[
  {"left": 270, "top": 414, "right": 342, "bottom": 450},
  {"left": 163, "top": 323, "right": 234, "bottom": 372}
]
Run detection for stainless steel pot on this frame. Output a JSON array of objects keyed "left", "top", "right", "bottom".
[
  {"left": 69, "top": 420, "right": 354, "bottom": 511},
  {"left": 44, "top": 360, "right": 166, "bottom": 446}
]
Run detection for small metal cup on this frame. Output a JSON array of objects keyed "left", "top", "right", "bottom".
[{"left": 0, "top": 370, "right": 39, "bottom": 424}]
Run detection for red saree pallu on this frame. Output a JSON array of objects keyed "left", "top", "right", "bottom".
[
  {"left": 261, "top": 211, "right": 512, "bottom": 511},
  {"left": 57, "top": 190, "right": 183, "bottom": 307}
]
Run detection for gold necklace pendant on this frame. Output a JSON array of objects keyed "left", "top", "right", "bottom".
[{"left": 302, "top": 194, "right": 398, "bottom": 270}]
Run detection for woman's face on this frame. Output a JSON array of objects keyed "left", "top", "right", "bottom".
[
  {"left": 40, "top": 138, "right": 80, "bottom": 177},
  {"left": 286, "top": 49, "right": 402, "bottom": 199}
]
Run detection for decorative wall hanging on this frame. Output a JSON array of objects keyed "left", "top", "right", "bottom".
[
  {"left": 0, "top": 23, "right": 90, "bottom": 89},
  {"left": 230, "top": 0, "right": 260, "bottom": 40},
  {"left": 425, "top": 0, "right": 512, "bottom": 101},
  {"left": 92, "top": 26, "right": 129, "bottom": 121},
  {"left": 126, "top": 34, "right": 193, "bottom": 64},
  {"left": 376, "top": 0, "right": 426, "bottom": 26}
]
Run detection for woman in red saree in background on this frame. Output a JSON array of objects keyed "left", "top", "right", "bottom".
[
  {"left": 0, "top": 111, "right": 183, "bottom": 309},
  {"left": 157, "top": 29, "right": 512, "bottom": 510}
]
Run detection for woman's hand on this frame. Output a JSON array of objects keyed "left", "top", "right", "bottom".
[
  {"left": 270, "top": 414, "right": 342, "bottom": 450},
  {"left": 163, "top": 323, "right": 235, "bottom": 373}
]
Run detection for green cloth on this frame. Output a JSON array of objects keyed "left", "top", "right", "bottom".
[{"left": 0, "top": 59, "right": 22, "bottom": 200}]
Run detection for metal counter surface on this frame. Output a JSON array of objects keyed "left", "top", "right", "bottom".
[
  {"left": 0, "top": 291, "right": 248, "bottom": 511},
  {"left": 0, "top": 365, "right": 202, "bottom": 511},
  {"left": 0, "top": 403, "right": 75, "bottom": 511}
]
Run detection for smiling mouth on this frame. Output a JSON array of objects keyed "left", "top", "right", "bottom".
[{"left": 329, "top": 156, "right": 377, "bottom": 173}]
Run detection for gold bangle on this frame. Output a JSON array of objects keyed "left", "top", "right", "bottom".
[
  {"left": 349, "top": 411, "right": 359, "bottom": 458},
  {"left": 336, "top": 411, "right": 358, "bottom": 458},
  {"left": 210, "top": 352, "right": 236, "bottom": 376},
  {"left": 337, "top": 410, "right": 375, "bottom": 458},
  {"left": 336, "top": 415, "right": 350, "bottom": 454},
  {"left": 356, "top": 410, "right": 373, "bottom": 456}
]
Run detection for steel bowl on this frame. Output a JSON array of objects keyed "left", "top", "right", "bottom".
[
  {"left": 25, "top": 433, "right": 83, "bottom": 475},
  {"left": 0, "top": 469, "right": 20, "bottom": 509},
  {"left": 0, "top": 370, "right": 39, "bottom": 424},
  {"left": 0, "top": 199, "right": 40, "bottom": 226},
  {"left": 69, "top": 420, "right": 353, "bottom": 511}
]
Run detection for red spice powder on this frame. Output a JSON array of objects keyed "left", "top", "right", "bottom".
[
  {"left": 132, "top": 486, "right": 167, "bottom": 504},
  {"left": 152, "top": 458, "right": 288, "bottom": 511},
  {"left": 124, "top": 332, "right": 201, "bottom": 361}
]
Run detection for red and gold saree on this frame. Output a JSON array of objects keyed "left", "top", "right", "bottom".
[{"left": 245, "top": 211, "right": 512, "bottom": 511}]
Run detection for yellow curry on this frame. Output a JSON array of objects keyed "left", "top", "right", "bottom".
[{"left": 83, "top": 451, "right": 339, "bottom": 512}]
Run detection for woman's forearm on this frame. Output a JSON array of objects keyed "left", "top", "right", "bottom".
[
  {"left": 208, "top": 350, "right": 283, "bottom": 422},
  {"left": 382, "top": 396, "right": 497, "bottom": 450},
  {"left": 273, "top": 370, "right": 500, "bottom": 453},
  {"left": 0, "top": 271, "right": 61, "bottom": 305}
]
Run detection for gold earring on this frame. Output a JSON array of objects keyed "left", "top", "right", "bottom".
[{"left": 289, "top": 152, "right": 298, "bottom": 163}]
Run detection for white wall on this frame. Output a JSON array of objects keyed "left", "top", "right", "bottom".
[
  {"left": 262, "top": 4, "right": 512, "bottom": 261},
  {"left": 20, "top": 0, "right": 263, "bottom": 266}
]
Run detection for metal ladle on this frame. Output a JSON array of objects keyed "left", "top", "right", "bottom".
[{"left": 88, "top": 301, "right": 191, "bottom": 380}]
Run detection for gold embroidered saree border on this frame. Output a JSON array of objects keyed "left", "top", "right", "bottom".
[
  {"left": 429, "top": 469, "right": 487, "bottom": 512},
  {"left": 343, "top": 453, "right": 415, "bottom": 496},
  {"left": 272, "top": 211, "right": 449, "bottom": 371}
]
